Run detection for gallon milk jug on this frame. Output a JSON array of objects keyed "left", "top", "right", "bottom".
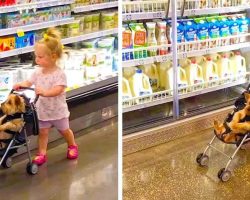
[
  {"left": 201, "top": 57, "right": 219, "bottom": 82},
  {"left": 129, "top": 69, "right": 153, "bottom": 97},
  {"left": 184, "top": 59, "right": 204, "bottom": 86},
  {"left": 165, "top": 66, "right": 188, "bottom": 91},
  {"left": 216, "top": 54, "right": 233, "bottom": 80},
  {"left": 157, "top": 60, "right": 172, "bottom": 89},
  {"left": 122, "top": 77, "right": 133, "bottom": 100},
  {"left": 230, "top": 51, "right": 246, "bottom": 78},
  {"left": 139, "top": 63, "right": 160, "bottom": 92}
]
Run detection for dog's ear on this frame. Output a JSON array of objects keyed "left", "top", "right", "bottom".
[{"left": 15, "top": 96, "right": 25, "bottom": 113}]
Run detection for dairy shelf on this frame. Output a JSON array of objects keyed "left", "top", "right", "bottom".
[
  {"left": 0, "top": 18, "right": 75, "bottom": 37},
  {"left": 0, "top": 0, "right": 74, "bottom": 14},
  {"left": 73, "top": 1, "right": 118, "bottom": 13},
  {"left": 0, "top": 28, "right": 118, "bottom": 59},
  {"left": 122, "top": 34, "right": 250, "bottom": 68},
  {"left": 122, "top": 0, "right": 249, "bottom": 20},
  {"left": 123, "top": 74, "right": 249, "bottom": 113}
]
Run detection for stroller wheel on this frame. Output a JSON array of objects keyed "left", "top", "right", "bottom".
[
  {"left": 2, "top": 157, "right": 12, "bottom": 168},
  {"left": 196, "top": 153, "right": 209, "bottom": 167},
  {"left": 26, "top": 163, "right": 38, "bottom": 175},
  {"left": 218, "top": 168, "right": 232, "bottom": 182}
]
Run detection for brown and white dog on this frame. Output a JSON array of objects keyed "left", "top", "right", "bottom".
[
  {"left": 0, "top": 94, "right": 26, "bottom": 149},
  {"left": 214, "top": 92, "right": 250, "bottom": 143}
]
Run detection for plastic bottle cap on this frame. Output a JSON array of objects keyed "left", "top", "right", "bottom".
[
  {"left": 207, "top": 57, "right": 211, "bottom": 61},
  {"left": 235, "top": 51, "right": 240, "bottom": 55},
  {"left": 191, "top": 59, "right": 196, "bottom": 64},
  {"left": 136, "top": 69, "right": 142, "bottom": 73}
]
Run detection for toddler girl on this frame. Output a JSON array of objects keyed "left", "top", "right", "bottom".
[{"left": 13, "top": 28, "right": 78, "bottom": 166}]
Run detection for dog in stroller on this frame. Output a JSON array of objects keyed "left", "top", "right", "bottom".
[
  {"left": 214, "top": 92, "right": 250, "bottom": 143},
  {"left": 196, "top": 89, "right": 250, "bottom": 182},
  {"left": 0, "top": 88, "right": 39, "bottom": 175}
]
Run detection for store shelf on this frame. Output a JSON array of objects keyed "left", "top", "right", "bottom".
[
  {"left": 62, "top": 28, "right": 118, "bottom": 44},
  {"left": 123, "top": 11, "right": 166, "bottom": 21},
  {"left": 122, "top": 34, "right": 250, "bottom": 67},
  {"left": 0, "top": 28, "right": 118, "bottom": 59},
  {"left": 178, "top": 6, "right": 250, "bottom": 16},
  {"left": 0, "top": 17, "right": 75, "bottom": 37},
  {"left": 0, "top": 0, "right": 74, "bottom": 14},
  {"left": 123, "top": 74, "right": 249, "bottom": 113},
  {"left": 66, "top": 72, "right": 118, "bottom": 100},
  {"left": 73, "top": 1, "right": 118, "bottom": 13}
]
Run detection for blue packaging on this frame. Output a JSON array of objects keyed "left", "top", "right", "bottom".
[{"left": 15, "top": 32, "right": 35, "bottom": 48}]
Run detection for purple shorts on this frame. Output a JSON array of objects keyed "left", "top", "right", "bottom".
[{"left": 39, "top": 118, "right": 69, "bottom": 131}]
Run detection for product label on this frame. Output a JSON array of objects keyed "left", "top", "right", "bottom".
[
  {"left": 123, "top": 32, "right": 132, "bottom": 49},
  {"left": 134, "top": 31, "right": 146, "bottom": 46}
]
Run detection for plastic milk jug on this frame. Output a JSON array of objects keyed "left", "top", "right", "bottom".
[
  {"left": 129, "top": 69, "right": 153, "bottom": 97},
  {"left": 157, "top": 60, "right": 172, "bottom": 89},
  {"left": 216, "top": 54, "right": 233, "bottom": 79},
  {"left": 122, "top": 77, "right": 133, "bottom": 100},
  {"left": 184, "top": 59, "right": 204, "bottom": 85},
  {"left": 230, "top": 51, "right": 246, "bottom": 77},
  {"left": 201, "top": 57, "right": 219, "bottom": 82},
  {"left": 139, "top": 63, "right": 160, "bottom": 92},
  {"left": 165, "top": 66, "right": 188, "bottom": 90}
]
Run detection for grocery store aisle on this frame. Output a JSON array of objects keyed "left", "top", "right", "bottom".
[
  {"left": 123, "top": 129, "right": 250, "bottom": 200},
  {"left": 0, "top": 118, "right": 118, "bottom": 200}
]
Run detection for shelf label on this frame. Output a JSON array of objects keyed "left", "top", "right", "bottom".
[
  {"left": 124, "top": 14, "right": 132, "bottom": 21},
  {"left": 152, "top": 12, "right": 163, "bottom": 18},
  {"left": 17, "top": 29, "right": 25, "bottom": 37}
]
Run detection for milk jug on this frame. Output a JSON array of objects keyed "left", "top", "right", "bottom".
[
  {"left": 216, "top": 54, "right": 233, "bottom": 80},
  {"left": 122, "top": 77, "right": 133, "bottom": 100},
  {"left": 129, "top": 69, "right": 153, "bottom": 97},
  {"left": 201, "top": 57, "right": 219, "bottom": 82},
  {"left": 184, "top": 59, "right": 204, "bottom": 86},
  {"left": 139, "top": 63, "right": 160, "bottom": 92},
  {"left": 165, "top": 66, "right": 188, "bottom": 91},
  {"left": 230, "top": 51, "right": 246, "bottom": 78},
  {"left": 157, "top": 60, "right": 172, "bottom": 89}
]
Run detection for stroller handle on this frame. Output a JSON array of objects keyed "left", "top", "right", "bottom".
[{"left": 11, "top": 87, "right": 39, "bottom": 104}]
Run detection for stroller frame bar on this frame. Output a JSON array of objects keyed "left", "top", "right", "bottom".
[{"left": 202, "top": 133, "right": 249, "bottom": 171}]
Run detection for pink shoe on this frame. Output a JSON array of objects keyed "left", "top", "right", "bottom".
[
  {"left": 32, "top": 153, "right": 47, "bottom": 166},
  {"left": 67, "top": 145, "right": 78, "bottom": 159}
]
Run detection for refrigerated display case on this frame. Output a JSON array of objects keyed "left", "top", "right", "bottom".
[
  {"left": 122, "top": 0, "right": 250, "bottom": 135},
  {"left": 0, "top": 0, "right": 118, "bottom": 151}
]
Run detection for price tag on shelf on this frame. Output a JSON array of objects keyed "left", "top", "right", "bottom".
[
  {"left": 138, "top": 59, "right": 145, "bottom": 66},
  {"left": 17, "top": 48, "right": 23, "bottom": 55},
  {"left": 152, "top": 12, "right": 163, "bottom": 19},
  {"left": 124, "top": 14, "right": 132, "bottom": 21},
  {"left": 17, "top": 29, "right": 25, "bottom": 37}
]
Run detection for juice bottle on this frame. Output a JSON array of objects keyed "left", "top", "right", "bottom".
[
  {"left": 146, "top": 22, "right": 157, "bottom": 57},
  {"left": 156, "top": 21, "right": 168, "bottom": 55}
]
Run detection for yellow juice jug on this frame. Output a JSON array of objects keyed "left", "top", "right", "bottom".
[
  {"left": 157, "top": 60, "right": 172, "bottom": 89},
  {"left": 229, "top": 51, "right": 246, "bottom": 78},
  {"left": 129, "top": 69, "right": 153, "bottom": 97},
  {"left": 216, "top": 54, "right": 233, "bottom": 79},
  {"left": 165, "top": 66, "right": 188, "bottom": 91},
  {"left": 122, "top": 77, "right": 133, "bottom": 100},
  {"left": 123, "top": 66, "right": 137, "bottom": 80},
  {"left": 201, "top": 57, "right": 219, "bottom": 82},
  {"left": 184, "top": 59, "right": 204, "bottom": 86},
  {"left": 138, "top": 63, "right": 160, "bottom": 92}
]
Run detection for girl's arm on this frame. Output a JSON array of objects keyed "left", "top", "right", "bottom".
[
  {"left": 13, "top": 80, "right": 33, "bottom": 90},
  {"left": 35, "top": 85, "right": 65, "bottom": 97}
]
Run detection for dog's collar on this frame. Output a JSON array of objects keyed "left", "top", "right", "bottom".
[{"left": 3, "top": 113, "right": 24, "bottom": 123}]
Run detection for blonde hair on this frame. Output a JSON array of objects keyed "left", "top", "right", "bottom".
[{"left": 36, "top": 28, "right": 63, "bottom": 58}]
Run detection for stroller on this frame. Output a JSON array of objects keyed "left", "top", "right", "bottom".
[
  {"left": 0, "top": 87, "right": 39, "bottom": 175},
  {"left": 196, "top": 85, "right": 250, "bottom": 182}
]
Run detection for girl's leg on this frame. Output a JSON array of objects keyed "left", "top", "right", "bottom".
[
  {"left": 59, "top": 128, "right": 76, "bottom": 146},
  {"left": 38, "top": 128, "right": 50, "bottom": 155},
  {"left": 59, "top": 128, "right": 78, "bottom": 159},
  {"left": 33, "top": 128, "right": 50, "bottom": 165}
]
